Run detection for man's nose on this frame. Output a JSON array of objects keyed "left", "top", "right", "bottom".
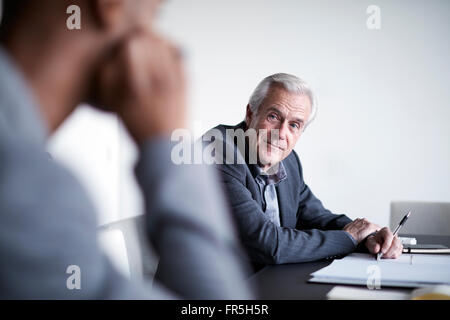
[{"left": 278, "top": 121, "right": 289, "bottom": 140}]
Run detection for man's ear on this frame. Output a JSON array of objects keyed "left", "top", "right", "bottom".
[
  {"left": 245, "top": 104, "right": 253, "bottom": 126},
  {"left": 92, "top": 0, "right": 127, "bottom": 32}
]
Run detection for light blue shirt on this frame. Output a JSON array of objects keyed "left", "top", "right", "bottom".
[
  {"left": 254, "top": 162, "right": 287, "bottom": 227},
  {"left": 254, "top": 160, "right": 357, "bottom": 247}
]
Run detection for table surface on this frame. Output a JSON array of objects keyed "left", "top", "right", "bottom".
[{"left": 248, "top": 234, "right": 450, "bottom": 299}]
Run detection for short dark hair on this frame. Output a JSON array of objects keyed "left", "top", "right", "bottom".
[{"left": 0, "top": 0, "right": 31, "bottom": 40}]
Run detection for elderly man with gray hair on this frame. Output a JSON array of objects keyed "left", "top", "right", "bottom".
[{"left": 205, "top": 73, "right": 403, "bottom": 272}]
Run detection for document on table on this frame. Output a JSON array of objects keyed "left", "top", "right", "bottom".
[{"left": 309, "top": 253, "right": 450, "bottom": 288}]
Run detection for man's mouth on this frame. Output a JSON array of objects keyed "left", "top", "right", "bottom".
[{"left": 267, "top": 141, "right": 285, "bottom": 152}]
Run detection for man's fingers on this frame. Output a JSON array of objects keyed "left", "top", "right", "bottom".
[
  {"left": 94, "top": 27, "right": 187, "bottom": 142},
  {"left": 118, "top": 32, "right": 184, "bottom": 106},
  {"left": 344, "top": 218, "right": 383, "bottom": 243},
  {"left": 379, "top": 227, "right": 394, "bottom": 254},
  {"left": 123, "top": 35, "right": 155, "bottom": 99},
  {"left": 383, "top": 237, "right": 403, "bottom": 259},
  {"left": 365, "top": 236, "right": 380, "bottom": 254}
]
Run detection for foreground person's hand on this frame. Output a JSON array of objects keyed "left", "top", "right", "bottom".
[{"left": 97, "top": 31, "right": 186, "bottom": 143}]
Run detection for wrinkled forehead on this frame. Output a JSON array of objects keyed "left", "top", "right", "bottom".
[{"left": 260, "top": 85, "right": 312, "bottom": 117}]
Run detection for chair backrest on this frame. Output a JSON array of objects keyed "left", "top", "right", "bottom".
[
  {"left": 98, "top": 215, "right": 158, "bottom": 281},
  {"left": 390, "top": 201, "right": 450, "bottom": 236}
]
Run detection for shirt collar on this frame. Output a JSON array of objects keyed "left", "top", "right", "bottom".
[{"left": 255, "top": 161, "right": 287, "bottom": 185}]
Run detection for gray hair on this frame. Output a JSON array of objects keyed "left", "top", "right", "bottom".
[{"left": 248, "top": 73, "right": 317, "bottom": 128}]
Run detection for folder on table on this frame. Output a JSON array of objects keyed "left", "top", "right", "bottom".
[{"left": 309, "top": 253, "right": 450, "bottom": 288}]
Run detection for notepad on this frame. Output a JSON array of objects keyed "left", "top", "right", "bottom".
[{"left": 309, "top": 253, "right": 450, "bottom": 288}]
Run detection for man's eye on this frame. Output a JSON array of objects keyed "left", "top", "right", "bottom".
[
  {"left": 268, "top": 114, "right": 278, "bottom": 121},
  {"left": 290, "top": 123, "right": 299, "bottom": 129}
]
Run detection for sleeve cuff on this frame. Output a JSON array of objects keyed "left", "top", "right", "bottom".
[
  {"left": 135, "top": 137, "right": 177, "bottom": 185},
  {"left": 343, "top": 231, "right": 358, "bottom": 247}
]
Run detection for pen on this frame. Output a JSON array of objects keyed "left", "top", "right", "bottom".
[{"left": 377, "top": 211, "right": 411, "bottom": 261}]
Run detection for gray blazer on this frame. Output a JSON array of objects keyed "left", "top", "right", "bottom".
[
  {"left": 0, "top": 48, "right": 252, "bottom": 299},
  {"left": 207, "top": 122, "right": 358, "bottom": 270}
]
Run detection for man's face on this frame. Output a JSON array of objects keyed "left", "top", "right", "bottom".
[{"left": 246, "top": 85, "right": 312, "bottom": 170}]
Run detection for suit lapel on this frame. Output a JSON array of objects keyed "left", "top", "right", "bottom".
[{"left": 247, "top": 164, "right": 264, "bottom": 207}]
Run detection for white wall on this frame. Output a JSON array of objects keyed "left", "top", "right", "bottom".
[{"left": 47, "top": 0, "right": 450, "bottom": 227}]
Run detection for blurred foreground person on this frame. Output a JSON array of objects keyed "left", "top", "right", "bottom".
[{"left": 0, "top": 0, "right": 252, "bottom": 299}]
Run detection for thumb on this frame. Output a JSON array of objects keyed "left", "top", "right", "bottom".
[{"left": 366, "top": 236, "right": 381, "bottom": 254}]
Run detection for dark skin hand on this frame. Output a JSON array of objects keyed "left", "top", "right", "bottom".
[{"left": 91, "top": 29, "right": 186, "bottom": 144}]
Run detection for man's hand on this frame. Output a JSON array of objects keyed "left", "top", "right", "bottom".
[
  {"left": 343, "top": 218, "right": 379, "bottom": 244},
  {"left": 96, "top": 30, "right": 186, "bottom": 144},
  {"left": 365, "top": 227, "right": 403, "bottom": 259}
]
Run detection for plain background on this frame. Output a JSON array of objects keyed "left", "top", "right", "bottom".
[{"left": 24, "top": 0, "right": 449, "bottom": 227}]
